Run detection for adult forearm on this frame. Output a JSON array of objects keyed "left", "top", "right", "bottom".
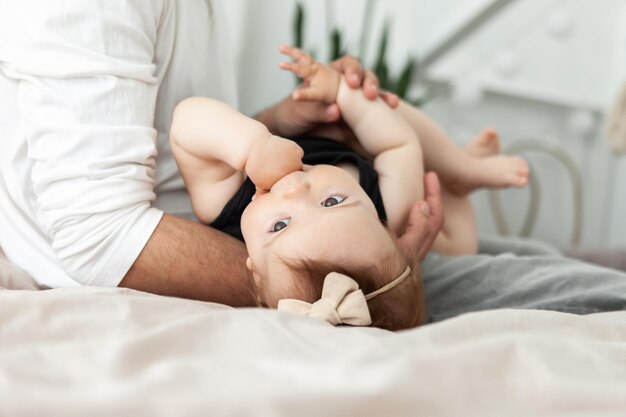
[
  {"left": 254, "top": 97, "right": 286, "bottom": 136},
  {"left": 119, "top": 214, "right": 258, "bottom": 307},
  {"left": 254, "top": 95, "right": 336, "bottom": 139}
]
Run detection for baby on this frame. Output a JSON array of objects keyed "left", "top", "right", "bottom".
[{"left": 169, "top": 45, "right": 528, "bottom": 330}]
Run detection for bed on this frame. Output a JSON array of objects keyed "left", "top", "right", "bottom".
[{"left": 2, "top": 249, "right": 626, "bottom": 416}]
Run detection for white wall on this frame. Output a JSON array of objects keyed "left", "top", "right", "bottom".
[{"left": 221, "top": 0, "right": 626, "bottom": 249}]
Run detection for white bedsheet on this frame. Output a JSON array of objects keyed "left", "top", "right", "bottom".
[{"left": 1, "top": 285, "right": 626, "bottom": 417}]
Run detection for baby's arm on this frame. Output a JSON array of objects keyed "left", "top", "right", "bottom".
[
  {"left": 280, "top": 46, "right": 423, "bottom": 233},
  {"left": 170, "top": 97, "right": 303, "bottom": 223},
  {"left": 335, "top": 80, "right": 424, "bottom": 232}
]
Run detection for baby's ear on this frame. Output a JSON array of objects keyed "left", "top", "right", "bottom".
[
  {"left": 247, "top": 258, "right": 266, "bottom": 304},
  {"left": 252, "top": 273, "right": 270, "bottom": 308}
]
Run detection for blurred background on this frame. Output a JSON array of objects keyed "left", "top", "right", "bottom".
[{"left": 219, "top": 0, "right": 626, "bottom": 251}]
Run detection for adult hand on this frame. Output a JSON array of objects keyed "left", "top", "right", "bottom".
[
  {"left": 397, "top": 172, "right": 444, "bottom": 262},
  {"left": 329, "top": 55, "right": 400, "bottom": 108},
  {"left": 257, "top": 54, "right": 399, "bottom": 138}
]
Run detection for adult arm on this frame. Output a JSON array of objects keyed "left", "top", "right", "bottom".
[
  {"left": 255, "top": 54, "right": 399, "bottom": 138},
  {"left": 0, "top": 1, "right": 167, "bottom": 287},
  {"left": 0, "top": 2, "right": 258, "bottom": 305},
  {"left": 119, "top": 214, "right": 257, "bottom": 306}
]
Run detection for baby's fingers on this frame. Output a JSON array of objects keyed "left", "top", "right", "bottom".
[
  {"left": 279, "top": 61, "right": 316, "bottom": 81},
  {"left": 279, "top": 44, "right": 309, "bottom": 62},
  {"left": 292, "top": 86, "right": 328, "bottom": 102},
  {"left": 252, "top": 187, "right": 268, "bottom": 201}
]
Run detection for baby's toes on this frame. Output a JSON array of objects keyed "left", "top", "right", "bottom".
[
  {"left": 515, "top": 173, "right": 528, "bottom": 187},
  {"left": 515, "top": 160, "right": 530, "bottom": 186},
  {"left": 517, "top": 159, "right": 529, "bottom": 176},
  {"left": 485, "top": 127, "right": 499, "bottom": 138}
]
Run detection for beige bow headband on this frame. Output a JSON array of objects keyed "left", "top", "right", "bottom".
[{"left": 277, "top": 266, "right": 412, "bottom": 326}]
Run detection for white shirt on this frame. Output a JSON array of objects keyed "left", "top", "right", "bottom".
[{"left": 0, "top": 0, "right": 237, "bottom": 288}]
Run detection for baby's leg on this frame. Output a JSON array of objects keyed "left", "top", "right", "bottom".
[
  {"left": 431, "top": 188, "right": 478, "bottom": 255},
  {"left": 465, "top": 127, "right": 500, "bottom": 157},
  {"left": 432, "top": 129, "right": 522, "bottom": 255},
  {"left": 431, "top": 130, "right": 502, "bottom": 255},
  {"left": 395, "top": 102, "right": 528, "bottom": 195}
]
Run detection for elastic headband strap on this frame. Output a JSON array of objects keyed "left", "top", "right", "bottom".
[{"left": 364, "top": 266, "right": 411, "bottom": 301}]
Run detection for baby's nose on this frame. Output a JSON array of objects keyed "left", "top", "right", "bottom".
[
  {"left": 282, "top": 177, "right": 311, "bottom": 198},
  {"left": 272, "top": 171, "right": 309, "bottom": 197}
]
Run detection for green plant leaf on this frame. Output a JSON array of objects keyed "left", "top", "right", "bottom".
[
  {"left": 395, "top": 57, "right": 416, "bottom": 99},
  {"left": 376, "top": 61, "right": 389, "bottom": 90},
  {"left": 292, "top": 3, "right": 306, "bottom": 85},
  {"left": 374, "top": 21, "right": 390, "bottom": 90},
  {"left": 330, "top": 28, "right": 342, "bottom": 61},
  {"left": 359, "top": 0, "right": 376, "bottom": 61},
  {"left": 294, "top": 3, "right": 304, "bottom": 49}
]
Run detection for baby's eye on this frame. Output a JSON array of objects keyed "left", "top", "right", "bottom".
[
  {"left": 271, "top": 219, "right": 290, "bottom": 232},
  {"left": 322, "top": 195, "right": 346, "bottom": 207}
]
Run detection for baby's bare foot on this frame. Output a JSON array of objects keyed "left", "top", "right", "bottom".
[
  {"left": 476, "top": 155, "right": 529, "bottom": 188},
  {"left": 449, "top": 155, "right": 529, "bottom": 195},
  {"left": 465, "top": 127, "right": 500, "bottom": 157},
  {"left": 447, "top": 127, "right": 528, "bottom": 194}
]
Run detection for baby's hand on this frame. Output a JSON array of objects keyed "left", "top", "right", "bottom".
[
  {"left": 245, "top": 136, "right": 304, "bottom": 191},
  {"left": 279, "top": 45, "right": 341, "bottom": 104}
]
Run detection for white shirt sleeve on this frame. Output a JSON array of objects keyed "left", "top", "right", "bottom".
[{"left": 0, "top": 1, "right": 166, "bottom": 286}]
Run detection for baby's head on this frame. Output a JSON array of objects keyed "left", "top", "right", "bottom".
[{"left": 241, "top": 164, "right": 426, "bottom": 330}]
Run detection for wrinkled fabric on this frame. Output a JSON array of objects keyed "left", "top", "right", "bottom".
[
  {"left": 0, "top": 0, "right": 237, "bottom": 288},
  {"left": 1, "top": 287, "right": 626, "bottom": 417}
]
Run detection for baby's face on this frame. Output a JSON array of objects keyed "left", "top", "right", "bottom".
[{"left": 241, "top": 164, "right": 396, "bottom": 306}]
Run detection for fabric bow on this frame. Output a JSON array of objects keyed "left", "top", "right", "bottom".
[{"left": 277, "top": 272, "right": 372, "bottom": 326}]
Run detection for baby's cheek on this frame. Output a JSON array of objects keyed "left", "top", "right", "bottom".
[{"left": 241, "top": 203, "right": 264, "bottom": 244}]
